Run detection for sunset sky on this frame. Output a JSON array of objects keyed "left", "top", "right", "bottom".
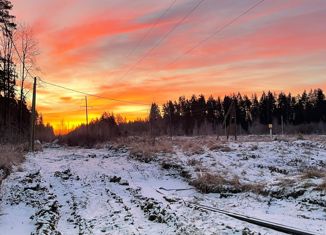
[{"left": 11, "top": 0, "right": 326, "bottom": 133}]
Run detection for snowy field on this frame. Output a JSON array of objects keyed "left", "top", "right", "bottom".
[{"left": 0, "top": 136, "right": 325, "bottom": 235}]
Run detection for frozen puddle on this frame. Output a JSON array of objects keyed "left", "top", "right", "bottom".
[{"left": 0, "top": 147, "right": 324, "bottom": 235}]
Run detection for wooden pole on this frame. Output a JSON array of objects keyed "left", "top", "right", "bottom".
[
  {"left": 234, "top": 105, "right": 237, "bottom": 141},
  {"left": 85, "top": 96, "right": 89, "bottom": 139},
  {"left": 214, "top": 110, "right": 219, "bottom": 140},
  {"left": 281, "top": 115, "right": 284, "bottom": 135},
  {"left": 29, "top": 77, "right": 37, "bottom": 152},
  {"left": 169, "top": 107, "right": 173, "bottom": 140}
]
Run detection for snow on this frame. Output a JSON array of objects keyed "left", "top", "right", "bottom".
[{"left": 0, "top": 136, "right": 325, "bottom": 234}]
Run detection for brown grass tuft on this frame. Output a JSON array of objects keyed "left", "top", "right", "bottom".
[
  {"left": 275, "top": 178, "right": 296, "bottom": 188},
  {"left": 114, "top": 137, "right": 174, "bottom": 163},
  {"left": 207, "top": 142, "right": 232, "bottom": 152},
  {"left": 190, "top": 172, "right": 267, "bottom": 195},
  {"left": 187, "top": 159, "right": 201, "bottom": 166},
  {"left": 0, "top": 144, "right": 26, "bottom": 183},
  {"left": 190, "top": 173, "right": 244, "bottom": 194},
  {"left": 316, "top": 178, "right": 326, "bottom": 191},
  {"left": 171, "top": 137, "right": 233, "bottom": 155},
  {"left": 242, "top": 183, "right": 267, "bottom": 195},
  {"left": 301, "top": 168, "right": 326, "bottom": 179},
  {"left": 177, "top": 139, "right": 204, "bottom": 155}
]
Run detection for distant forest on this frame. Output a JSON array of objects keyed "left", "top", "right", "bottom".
[
  {"left": 0, "top": 0, "right": 54, "bottom": 143},
  {"left": 64, "top": 89, "right": 326, "bottom": 146}
]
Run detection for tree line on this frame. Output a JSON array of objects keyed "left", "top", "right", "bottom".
[
  {"left": 63, "top": 89, "right": 326, "bottom": 146},
  {"left": 152, "top": 88, "right": 326, "bottom": 136},
  {"left": 0, "top": 0, "right": 54, "bottom": 143}
]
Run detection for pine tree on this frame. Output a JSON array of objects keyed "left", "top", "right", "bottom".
[
  {"left": 149, "top": 103, "right": 161, "bottom": 142},
  {"left": 277, "top": 92, "right": 290, "bottom": 125},
  {"left": 0, "top": 0, "right": 16, "bottom": 128},
  {"left": 206, "top": 95, "right": 217, "bottom": 129},
  {"left": 162, "top": 100, "right": 176, "bottom": 136},
  {"left": 314, "top": 89, "right": 325, "bottom": 122}
]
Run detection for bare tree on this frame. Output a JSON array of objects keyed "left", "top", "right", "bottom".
[{"left": 15, "top": 23, "right": 39, "bottom": 133}]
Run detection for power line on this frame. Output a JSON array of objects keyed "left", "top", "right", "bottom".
[
  {"left": 167, "top": 0, "right": 266, "bottom": 68},
  {"left": 38, "top": 78, "right": 150, "bottom": 106},
  {"left": 123, "top": 0, "right": 177, "bottom": 61},
  {"left": 142, "top": 0, "right": 265, "bottom": 81},
  {"left": 115, "top": 0, "right": 206, "bottom": 83},
  {"left": 35, "top": 105, "right": 150, "bottom": 116}
]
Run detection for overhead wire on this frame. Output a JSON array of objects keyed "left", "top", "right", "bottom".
[
  {"left": 115, "top": 0, "right": 206, "bottom": 83},
  {"left": 38, "top": 78, "right": 150, "bottom": 106},
  {"left": 166, "top": 0, "right": 266, "bottom": 68},
  {"left": 140, "top": 0, "right": 266, "bottom": 81},
  {"left": 123, "top": 0, "right": 177, "bottom": 61}
]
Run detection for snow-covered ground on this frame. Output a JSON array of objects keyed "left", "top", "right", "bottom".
[{"left": 0, "top": 136, "right": 325, "bottom": 234}]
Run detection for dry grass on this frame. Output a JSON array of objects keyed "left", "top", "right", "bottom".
[
  {"left": 171, "top": 137, "right": 232, "bottom": 155},
  {"left": 190, "top": 173, "right": 244, "bottom": 194},
  {"left": 242, "top": 183, "right": 267, "bottom": 195},
  {"left": 187, "top": 159, "right": 202, "bottom": 166},
  {"left": 176, "top": 139, "right": 205, "bottom": 155},
  {"left": 206, "top": 140, "right": 232, "bottom": 152},
  {"left": 190, "top": 173, "right": 228, "bottom": 193},
  {"left": 190, "top": 172, "right": 267, "bottom": 195},
  {"left": 275, "top": 178, "right": 296, "bottom": 188},
  {"left": 113, "top": 137, "right": 174, "bottom": 163},
  {"left": 316, "top": 178, "right": 326, "bottom": 191},
  {"left": 301, "top": 168, "right": 326, "bottom": 179},
  {"left": 0, "top": 144, "right": 26, "bottom": 183}
]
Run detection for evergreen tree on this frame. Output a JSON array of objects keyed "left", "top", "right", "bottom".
[
  {"left": 314, "top": 89, "right": 325, "bottom": 122},
  {"left": 259, "top": 91, "right": 276, "bottom": 125},
  {"left": 162, "top": 100, "right": 176, "bottom": 136},
  {"left": 179, "top": 96, "right": 194, "bottom": 135},
  {"left": 0, "top": 0, "right": 16, "bottom": 128},
  {"left": 251, "top": 94, "right": 259, "bottom": 123},
  {"left": 149, "top": 103, "right": 161, "bottom": 141},
  {"left": 206, "top": 95, "right": 217, "bottom": 129},
  {"left": 277, "top": 92, "right": 290, "bottom": 125}
]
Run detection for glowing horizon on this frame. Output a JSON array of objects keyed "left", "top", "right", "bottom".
[{"left": 11, "top": 0, "right": 326, "bottom": 132}]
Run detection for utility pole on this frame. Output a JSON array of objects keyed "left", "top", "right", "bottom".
[
  {"left": 80, "top": 96, "right": 92, "bottom": 144},
  {"left": 29, "top": 77, "right": 37, "bottom": 152},
  {"left": 169, "top": 107, "right": 173, "bottom": 140},
  {"left": 85, "top": 96, "right": 89, "bottom": 138},
  {"left": 234, "top": 109, "right": 237, "bottom": 141},
  {"left": 214, "top": 110, "right": 219, "bottom": 140},
  {"left": 281, "top": 115, "right": 284, "bottom": 135}
]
